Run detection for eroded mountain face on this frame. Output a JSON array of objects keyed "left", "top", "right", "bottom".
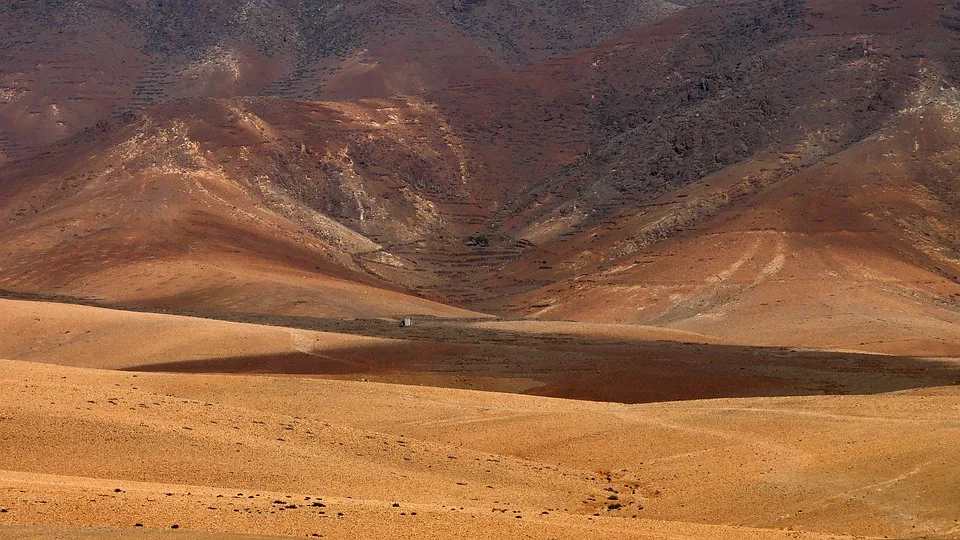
[
  {"left": 0, "top": 0, "right": 685, "bottom": 160},
  {"left": 0, "top": 0, "right": 957, "bottom": 348}
]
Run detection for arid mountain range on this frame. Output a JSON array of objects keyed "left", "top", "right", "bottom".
[
  {"left": 2, "top": 0, "right": 958, "bottom": 352},
  {"left": 0, "top": 2, "right": 959, "bottom": 538}
]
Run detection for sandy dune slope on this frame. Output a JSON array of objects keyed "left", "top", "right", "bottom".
[
  {"left": 0, "top": 358, "right": 957, "bottom": 539},
  {"left": 0, "top": 299, "right": 400, "bottom": 371},
  {"left": 5, "top": 298, "right": 959, "bottom": 405}
]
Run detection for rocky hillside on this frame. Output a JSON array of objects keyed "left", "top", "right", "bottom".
[
  {"left": 0, "top": 0, "right": 682, "bottom": 162},
  {"left": 0, "top": 0, "right": 957, "bottom": 348}
]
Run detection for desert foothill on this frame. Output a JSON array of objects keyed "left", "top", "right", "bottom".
[{"left": 0, "top": 1, "right": 958, "bottom": 539}]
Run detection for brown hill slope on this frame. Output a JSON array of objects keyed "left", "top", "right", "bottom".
[
  {"left": 0, "top": 0, "right": 957, "bottom": 352},
  {"left": 0, "top": 98, "right": 485, "bottom": 318},
  {"left": 503, "top": 98, "right": 960, "bottom": 355},
  {"left": 0, "top": 298, "right": 408, "bottom": 371},
  {"left": 428, "top": 0, "right": 960, "bottom": 351}
]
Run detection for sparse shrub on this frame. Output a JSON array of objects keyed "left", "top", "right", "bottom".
[{"left": 467, "top": 235, "right": 490, "bottom": 247}]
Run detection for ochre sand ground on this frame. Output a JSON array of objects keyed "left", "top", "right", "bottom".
[
  {"left": 0, "top": 298, "right": 395, "bottom": 371},
  {"left": 0, "top": 358, "right": 958, "bottom": 539},
  {"left": 1, "top": 299, "right": 958, "bottom": 539}
]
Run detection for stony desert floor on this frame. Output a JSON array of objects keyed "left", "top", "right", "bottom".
[{"left": 1, "top": 300, "right": 959, "bottom": 539}]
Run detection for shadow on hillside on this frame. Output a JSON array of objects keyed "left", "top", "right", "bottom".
[
  {"left": 6, "top": 289, "right": 957, "bottom": 403},
  {"left": 123, "top": 322, "right": 960, "bottom": 404}
]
